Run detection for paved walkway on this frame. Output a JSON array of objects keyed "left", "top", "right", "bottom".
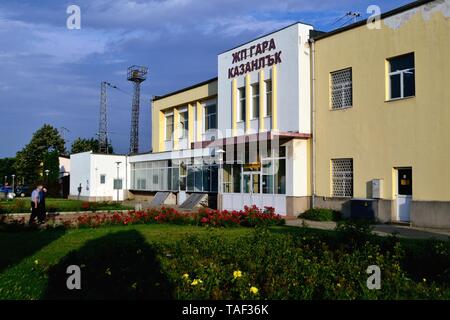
[{"left": 286, "top": 219, "right": 450, "bottom": 240}]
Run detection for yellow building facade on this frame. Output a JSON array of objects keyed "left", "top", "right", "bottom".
[
  {"left": 313, "top": 0, "right": 450, "bottom": 228},
  {"left": 152, "top": 78, "right": 218, "bottom": 153}
]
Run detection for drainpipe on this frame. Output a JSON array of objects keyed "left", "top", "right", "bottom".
[{"left": 310, "top": 38, "right": 316, "bottom": 209}]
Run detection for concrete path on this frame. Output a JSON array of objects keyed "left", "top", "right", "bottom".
[{"left": 286, "top": 219, "right": 450, "bottom": 241}]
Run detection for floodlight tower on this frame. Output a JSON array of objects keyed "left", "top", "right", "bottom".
[{"left": 127, "top": 65, "right": 148, "bottom": 154}]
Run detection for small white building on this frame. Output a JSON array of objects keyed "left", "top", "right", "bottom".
[{"left": 69, "top": 152, "right": 128, "bottom": 201}]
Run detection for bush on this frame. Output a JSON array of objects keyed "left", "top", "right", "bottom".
[
  {"left": 160, "top": 228, "right": 450, "bottom": 299},
  {"left": 12, "top": 199, "right": 29, "bottom": 213},
  {"left": 300, "top": 208, "right": 341, "bottom": 221},
  {"left": 335, "top": 219, "right": 374, "bottom": 247}
]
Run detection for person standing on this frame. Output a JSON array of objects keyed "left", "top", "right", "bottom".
[
  {"left": 29, "top": 185, "right": 42, "bottom": 225},
  {"left": 38, "top": 187, "right": 47, "bottom": 223},
  {"left": 77, "top": 183, "right": 82, "bottom": 200}
]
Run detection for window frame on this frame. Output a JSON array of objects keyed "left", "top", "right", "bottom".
[
  {"left": 178, "top": 107, "right": 188, "bottom": 139},
  {"left": 204, "top": 103, "right": 217, "bottom": 131},
  {"left": 165, "top": 111, "right": 174, "bottom": 141},
  {"left": 330, "top": 67, "right": 353, "bottom": 110},
  {"left": 238, "top": 87, "right": 246, "bottom": 122},
  {"left": 265, "top": 80, "right": 272, "bottom": 117},
  {"left": 331, "top": 158, "right": 353, "bottom": 198},
  {"left": 251, "top": 83, "right": 259, "bottom": 119},
  {"left": 387, "top": 52, "right": 415, "bottom": 101}
]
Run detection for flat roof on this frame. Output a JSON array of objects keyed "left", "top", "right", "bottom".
[
  {"left": 152, "top": 77, "right": 218, "bottom": 102},
  {"left": 312, "top": 0, "right": 437, "bottom": 41},
  {"left": 218, "top": 21, "right": 314, "bottom": 55}
]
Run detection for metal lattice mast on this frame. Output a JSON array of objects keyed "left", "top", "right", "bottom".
[
  {"left": 98, "top": 81, "right": 119, "bottom": 154},
  {"left": 98, "top": 81, "right": 108, "bottom": 154},
  {"left": 127, "top": 66, "right": 148, "bottom": 154}
]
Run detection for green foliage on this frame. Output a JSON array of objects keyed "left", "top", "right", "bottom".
[
  {"left": 0, "top": 158, "right": 16, "bottom": 185},
  {"left": 301, "top": 208, "right": 341, "bottom": 221},
  {"left": 161, "top": 227, "right": 450, "bottom": 299},
  {"left": 0, "top": 225, "right": 449, "bottom": 300},
  {"left": 14, "top": 124, "right": 66, "bottom": 186},
  {"left": 70, "top": 137, "right": 113, "bottom": 154},
  {"left": 12, "top": 199, "right": 28, "bottom": 213},
  {"left": 0, "top": 198, "right": 132, "bottom": 214}
]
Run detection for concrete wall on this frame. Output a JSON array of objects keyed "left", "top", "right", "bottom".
[
  {"left": 411, "top": 201, "right": 450, "bottom": 229},
  {"left": 286, "top": 139, "right": 311, "bottom": 197},
  {"left": 69, "top": 152, "right": 92, "bottom": 198},
  {"left": 286, "top": 196, "right": 311, "bottom": 217}
]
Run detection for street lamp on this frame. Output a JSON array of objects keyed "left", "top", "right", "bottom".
[
  {"left": 11, "top": 174, "right": 15, "bottom": 197},
  {"left": 215, "top": 148, "right": 225, "bottom": 197},
  {"left": 115, "top": 161, "right": 122, "bottom": 202}
]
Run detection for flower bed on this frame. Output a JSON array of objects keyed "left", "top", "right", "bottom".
[{"left": 75, "top": 205, "right": 284, "bottom": 229}]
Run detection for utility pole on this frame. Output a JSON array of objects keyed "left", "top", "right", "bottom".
[{"left": 98, "top": 81, "right": 120, "bottom": 154}]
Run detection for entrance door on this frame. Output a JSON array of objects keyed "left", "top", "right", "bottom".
[
  {"left": 396, "top": 168, "right": 412, "bottom": 222},
  {"left": 243, "top": 172, "right": 260, "bottom": 194}
]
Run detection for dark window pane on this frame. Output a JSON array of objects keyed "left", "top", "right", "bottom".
[
  {"left": 398, "top": 168, "right": 412, "bottom": 195},
  {"left": 403, "top": 70, "right": 415, "bottom": 97},
  {"left": 390, "top": 74, "right": 401, "bottom": 99},
  {"left": 390, "top": 53, "right": 414, "bottom": 72}
]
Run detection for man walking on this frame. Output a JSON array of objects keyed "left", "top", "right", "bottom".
[
  {"left": 38, "top": 187, "right": 47, "bottom": 223},
  {"left": 29, "top": 185, "right": 42, "bottom": 225}
]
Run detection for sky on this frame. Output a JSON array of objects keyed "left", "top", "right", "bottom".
[{"left": 0, "top": 0, "right": 411, "bottom": 158}]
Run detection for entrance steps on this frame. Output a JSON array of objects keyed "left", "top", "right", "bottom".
[
  {"left": 150, "top": 192, "right": 170, "bottom": 206},
  {"left": 179, "top": 193, "right": 208, "bottom": 209}
]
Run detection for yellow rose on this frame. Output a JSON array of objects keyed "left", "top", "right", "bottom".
[
  {"left": 233, "top": 270, "right": 242, "bottom": 279},
  {"left": 249, "top": 286, "right": 259, "bottom": 294},
  {"left": 191, "top": 279, "right": 202, "bottom": 286}
]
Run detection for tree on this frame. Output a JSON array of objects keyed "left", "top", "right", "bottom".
[
  {"left": 70, "top": 137, "right": 113, "bottom": 154},
  {"left": 0, "top": 158, "right": 16, "bottom": 185},
  {"left": 14, "top": 124, "right": 66, "bottom": 186}
]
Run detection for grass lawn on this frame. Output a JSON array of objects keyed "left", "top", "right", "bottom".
[
  {"left": 0, "top": 224, "right": 449, "bottom": 300},
  {"left": 0, "top": 198, "right": 133, "bottom": 214}
]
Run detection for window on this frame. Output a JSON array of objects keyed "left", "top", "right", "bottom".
[
  {"left": 222, "top": 164, "right": 241, "bottom": 193},
  {"left": 388, "top": 53, "right": 415, "bottom": 100},
  {"left": 165, "top": 113, "right": 174, "bottom": 140},
  {"left": 238, "top": 87, "right": 246, "bottom": 122},
  {"left": 100, "top": 174, "right": 106, "bottom": 184},
  {"left": 179, "top": 109, "right": 188, "bottom": 138},
  {"left": 251, "top": 83, "right": 259, "bottom": 119},
  {"left": 265, "top": 80, "right": 272, "bottom": 116},
  {"left": 204, "top": 104, "right": 217, "bottom": 131},
  {"left": 332, "top": 159, "right": 353, "bottom": 197},
  {"left": 331, "top": 68, "right": 352, "bottom": 109}
]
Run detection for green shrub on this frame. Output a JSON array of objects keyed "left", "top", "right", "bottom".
[
  {"left": 12, "top": 199, "right": 28, "bottom": 213},
  {"left": 335, "top": 219, "right": 374, "bottom": 247},
  {"left": 160, "top": 228, "right": 450, "bottom": 299},
  {"left": 47, "top": 205, "right": 58, "bottom": 213},
  {"left": 300, "top": 208, "right": 341, "bottom": 221}
]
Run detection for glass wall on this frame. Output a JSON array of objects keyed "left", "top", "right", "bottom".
[
  {"left": 131, "top": 158, "right": 218, "bottom": 193},
  {"left": 131, "top": 160, "right": 179, "bottom": 191},
  {"left": 222, "top": 145, "right": 286, "bottom": 195}
]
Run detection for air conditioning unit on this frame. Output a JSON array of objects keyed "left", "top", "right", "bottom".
[{"left": 371, "top": 179, "right": 383, "bottom": 199}]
